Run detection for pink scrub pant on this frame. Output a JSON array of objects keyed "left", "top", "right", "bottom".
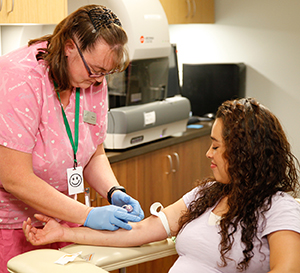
[{"left": 0, "top": 222, "right": 78, "bottom": 273}]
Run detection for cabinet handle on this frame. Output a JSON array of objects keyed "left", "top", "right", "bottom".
[
  {"left": 185, "top": 0, "right": 191, "bottom": 18},
  {"left": 166, "top": 155, "right": 173, "bottom": 174},
  {"left": 0, "top": 0, "right": 2, "bottom": 12},
  {"left": 89, "top": 192, "right": 97, "bottom": 206},
  {"left": 8, "top": 0, "right": 14, "bottom": 14},
  {"left": 192, "top": 0, "right": 196, "bottom": 18},
  {"left": 172, "top": 152, "right": 180, "bottom": 173}
]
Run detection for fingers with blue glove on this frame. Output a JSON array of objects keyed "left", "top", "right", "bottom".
[
  {"left": 111, "top": 190, "right": 144, "bottom": 220},
  {"left": 84, "top": 205, "right": 141, "bottom": 231}
]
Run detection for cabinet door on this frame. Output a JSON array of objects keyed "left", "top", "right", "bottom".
[
  {"left": 138, "top": 255, "right": 178, "bottom": 273},
  {"left": 175, "top": 135, "right": 212, "bottom": 191},
  {"left": 159, "top": 0, "right": 214, "bottom": 24},
  {"left": 37, "top": 0, "right": 68, "bottom": 24},
  {"left": 111, "top": 153, "right": 177, "bottom": 273},
  {"left": 110, "top": 157, "right": 139, "bottom": 202},
  {"left": 135, "top": 146, "right": 182, "bottom": 273},
  {"left": 170, "top": 139, "right": 203, "bottom": 201},
  {"left": 187, "top": 0, "right": 215, "bottom": 23},
  {"left": 137, "top": 146, "right": 174, "bottom": 218},
  {"left": 0, "top": 0, "right": 67, "bottom": 24},
  {"left": 0, "top": 0, "right": 35, "bottom": 23},
  {"left": 97, "top": 156, "right": 139, "bottom": 207},
  {"left": 166, "top": 135, "right": 212, "bottom": 202}
]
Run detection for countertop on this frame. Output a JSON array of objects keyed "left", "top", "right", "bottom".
[{"left": 105, "top": 121, "right": 213, "bottom": 164}]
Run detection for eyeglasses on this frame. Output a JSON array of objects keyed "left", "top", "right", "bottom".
[{"left": 73, "top": 41, "right": 118, "bottom": 78}]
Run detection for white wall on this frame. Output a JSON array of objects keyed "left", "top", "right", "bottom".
[
  {"left": 169, "top": 0, "right": 300, "bottom": 161},
  {"left": 1, "top": 1, "right": 299, "bottom": 161},
  {"left": 0, "top": 25, "right": 55, "bottom": 55}
]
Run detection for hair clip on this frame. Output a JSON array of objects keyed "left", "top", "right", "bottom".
[{"left": 88, "top": 7, "right": 122, "bottom": 32}]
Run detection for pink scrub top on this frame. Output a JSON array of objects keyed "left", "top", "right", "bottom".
[{"left": 0, "top": 42, "right": 108, "bottom": 229}]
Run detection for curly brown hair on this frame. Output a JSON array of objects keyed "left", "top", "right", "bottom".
[
  {"left": 177, "top": 98, "right": 299, "bottom": 271},
  {"left": 28, "top": 5, "right": 129, "bottom": 92}
]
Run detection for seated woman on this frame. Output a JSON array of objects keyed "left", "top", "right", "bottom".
[{"left": 23, "top": 98, "right": 300, "bottom": 273}]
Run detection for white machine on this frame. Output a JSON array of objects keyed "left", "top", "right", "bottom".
[
  {"left": 98, "top": 0, "right": 170, "bottom": 61},
  {"left": 105, "top": 96, "right": 190, "bottom": 149},
  {"left": 71, "top": 0, "right": 191, "bottom": 149}
]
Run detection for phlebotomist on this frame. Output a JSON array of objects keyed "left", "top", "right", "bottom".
[{"left": 0, "top": 5, "right": 144, "bottom": 269}]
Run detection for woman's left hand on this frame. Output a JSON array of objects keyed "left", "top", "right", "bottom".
[
  {"left": 22, "top": 215, "right": 65, "bottom": 245},
  {"left": 111, "top": 191, "right": 144, "bottom": 220}
]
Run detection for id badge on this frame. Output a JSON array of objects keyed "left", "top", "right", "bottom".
[
  {"left": 67, "top": 166, "right": 84, "bottom": 195},
  {"left": 83, "top": 110, "right": 97, "bottom": 125}
]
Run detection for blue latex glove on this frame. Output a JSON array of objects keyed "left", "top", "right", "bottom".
[
  {"left": 111, "top": 191, "right": 144, "bottom": 220},
  {"left": 84, "top": 205, "right": 141, "bottom": 231}
]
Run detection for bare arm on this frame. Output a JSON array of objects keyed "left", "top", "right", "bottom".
[
  {"left": 83, "top": 143, "right": 119, "bottom": 198},
  {"left": 0, "top": 145, "right": 91, "bottom": 225},
  {"left": 268, "top": 230, "right": 300, "bottom": 273},
  {"left": 23, "top": 199, "right": 187, "bottom": 246}
]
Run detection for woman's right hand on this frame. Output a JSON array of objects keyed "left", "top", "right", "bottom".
[
  {"left": 83, "top": 205, "right": 142, "bottom": 231},
  {"left": 23, "top": 215, "right": 65, "bottom": 246}
]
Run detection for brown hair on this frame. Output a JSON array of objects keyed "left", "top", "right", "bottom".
[
  {"left": 177, "top": 98, "right": 299, "bottom": 271},
  {"left": 28, "top": 5, "right": 129, "bottom": 92}
]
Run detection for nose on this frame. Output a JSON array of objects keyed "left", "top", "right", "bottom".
[
  {"left": 206, "top": 145, "right": 213, "bottom": 159},
  {"left": 95, "top": 75, "right": 105, "bottom": 83}
]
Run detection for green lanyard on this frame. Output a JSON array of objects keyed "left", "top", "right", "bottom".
[{"left": 56, "top": 86, "right": 80, "bottom": 169}]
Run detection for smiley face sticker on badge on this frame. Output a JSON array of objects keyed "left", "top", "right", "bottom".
[
  {"left": 69, "top": 173, "right": 83, "bottom": 187},
  {"left": 67, "top": 166, "right": 84, "bottom": 195}
]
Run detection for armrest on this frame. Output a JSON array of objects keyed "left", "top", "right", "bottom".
[
  {"left": 61, "top": 238, "right": 177, "bottom": 271},
  {"left": 7, "top": 249, "right": 108, "bottom": 273}
]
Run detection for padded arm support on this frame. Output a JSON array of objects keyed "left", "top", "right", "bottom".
[
  {"left": 7, "top": 249, "right": 108, "bottom": 273},
  {"left": 61, "top": 238, "right": 177, "bottom": 271},
  {"left": 7, "top": 239, "right": 177, "bottom": 273}
]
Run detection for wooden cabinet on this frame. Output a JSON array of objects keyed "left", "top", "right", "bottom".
[
  {"left": 87, "top": 134, "right": 212, "bottom": 215},
  {"left": 0, "top": 0, "right": 67, "bottom": 24},
  {"left": 159, "top": 0, "right": 214, "bottom": 24}
]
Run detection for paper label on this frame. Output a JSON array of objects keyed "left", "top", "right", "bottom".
[
  {"left": 55, "top": 252, "right": 82, "bottom": 265},
  {"left": 144, "top": 111, "right": 156, "bottom": 126}
]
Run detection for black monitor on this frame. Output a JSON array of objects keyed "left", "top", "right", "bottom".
[
  {"left": 167, "top": 44, "right": 181, "bottom": 97},
  {"left": 181, "top": 63, "right": 246, "bottom": 117}
]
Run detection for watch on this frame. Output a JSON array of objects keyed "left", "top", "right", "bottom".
[{"left": 107, "top": 186, "right": 126, "bottom": 204}]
